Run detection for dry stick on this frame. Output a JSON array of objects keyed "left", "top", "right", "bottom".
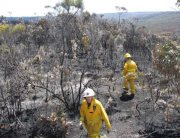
[
  {"left": 35, "top": 85, "right": 66, "bottom": 105},
  {"left": 0, "top": 86, "right": 11, "bottom": 121},
  {"left": 14, "top": 116, "right": 28, "bottom": 138},
  {"left": 139, "top": 130, "right": 158, "bottom": 138},
  {"left": 140, "top": 128, "right": 179, "bottom": 138},
  {"left": 136, "top": 98, "right": 151, "bottom": 117},
  {"left": 45, "top": 74, "right": 49, "bottom": 117}
]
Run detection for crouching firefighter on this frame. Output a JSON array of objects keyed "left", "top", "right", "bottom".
[
  {"left": 79, "top": 88, "right": 111, "bottom": 138},
  {"left": 122, "top": 53, "right": 137, "bottom": 99}
]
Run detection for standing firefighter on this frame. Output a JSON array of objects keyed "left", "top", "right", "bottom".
[
  {"left": 79, "top": 88, "right": 111, "bottom": 138},
  {"left": 122, "top": 53, "right": 137, "bottom": 99}
]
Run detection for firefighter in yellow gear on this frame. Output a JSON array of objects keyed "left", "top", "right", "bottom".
[
  {"left": 79, "top": 88, "right": 111, "bottom": 138},
  {"left": 122, "top": 53, "right": 137, "bottom": 97},
  {"left": 81, "top": 33, "right": 90, "bottom": 53}
]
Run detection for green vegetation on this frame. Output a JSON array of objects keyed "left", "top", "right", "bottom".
[{"left": 154, "top": 42, "right": 180, "bottom": 77}]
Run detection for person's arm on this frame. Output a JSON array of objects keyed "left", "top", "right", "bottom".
[
  {"left": 79, "top": 102, "right": 85, "bottom": 130},
  {"left": 135, "top": 63, "right": 138, "bottom": 72},
  {"left": 80, "top": 102, "right": 85, "bottom": 124},
  {"left": 122, "top": 62, "right": 127, "bottom": 76},
  {"left": 100, "top": 102, "right": 111, "bottom": 130}
]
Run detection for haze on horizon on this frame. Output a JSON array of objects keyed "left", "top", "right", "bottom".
[{"left": 0, "top": 0, "right": 178, "bottom": 17}]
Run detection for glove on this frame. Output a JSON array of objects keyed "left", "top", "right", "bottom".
[{"left": 79, "top": 123, "right": 83, "bottom": 130}]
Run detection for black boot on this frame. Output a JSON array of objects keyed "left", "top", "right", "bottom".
[
  {"left": 120, "top": 93, "right": 134, "bottom": 101},
  {"left": 123, "top": 88, "right": 129, "bottom": 91},
  {"left": 122, "top": 88, "right": 128, "bottom": 96}
]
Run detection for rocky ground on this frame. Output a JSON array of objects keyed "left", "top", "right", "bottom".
[
  {"left": 65, "top": 73, "right": 180, "bottom": 138},
  {"left": 66, "top": 78, "right": 148, "bottom": 138},
  {"left": 1, "top": 68, "right": 179, "bottom": 138}
]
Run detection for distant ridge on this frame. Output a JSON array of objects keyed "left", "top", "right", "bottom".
[
  {"left": 2, "top": 11, "right": 180, "bottom": 34},
  {"left": 1, "top": 16, "right": 43, "bottom": 24},
  {"left": 102, "top": 11, "right": 163, "bottom": 20},
  {"left": 102, "top": 11, "right": 180, "bottom": 34}
]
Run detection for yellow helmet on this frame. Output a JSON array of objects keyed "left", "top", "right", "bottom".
[{"left": 124, "top": 53, "right": 132, "bottom": 59}]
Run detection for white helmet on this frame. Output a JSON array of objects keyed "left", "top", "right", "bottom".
[{"left": 83, "top": 88, "right": 95, "bottom": 97}]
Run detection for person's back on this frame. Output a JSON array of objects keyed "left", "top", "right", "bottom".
[
  {"left": 122, "top": 53, "right": 137, "bottom": 98},
  {"left": 123, "top": 59, "right": 137, "bottom": 77}
]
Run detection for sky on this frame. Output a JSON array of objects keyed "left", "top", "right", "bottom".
[{"left": 0, "top": 0, "right": 178, "bottom": 17}]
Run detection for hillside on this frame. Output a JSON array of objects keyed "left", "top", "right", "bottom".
[
  {"left": 103, "top": 11, "right": 180, "bottom": 34},
  {"left": 0, "top": 10, "right": 179, "bottom": 138},
  {"left": 3, "top": 11, "right": 180, "bottom": 34}
]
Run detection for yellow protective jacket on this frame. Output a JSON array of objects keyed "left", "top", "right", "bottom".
[
  {"left": 80, "top": 98, "right": 111, "bottom": 138},
  {"left": 123, "top": 59, "right": 137, "bottom": 80}
]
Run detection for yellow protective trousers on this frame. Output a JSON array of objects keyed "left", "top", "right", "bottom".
[
  {"left": 123, "top": 78, "right": 136, "bottom": 94},
  {"left": 88, "top": 133, "right": 100, "bottom": 138},
  {"left": 122, "top": 59, "right": 137, "bottom": 94}
]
